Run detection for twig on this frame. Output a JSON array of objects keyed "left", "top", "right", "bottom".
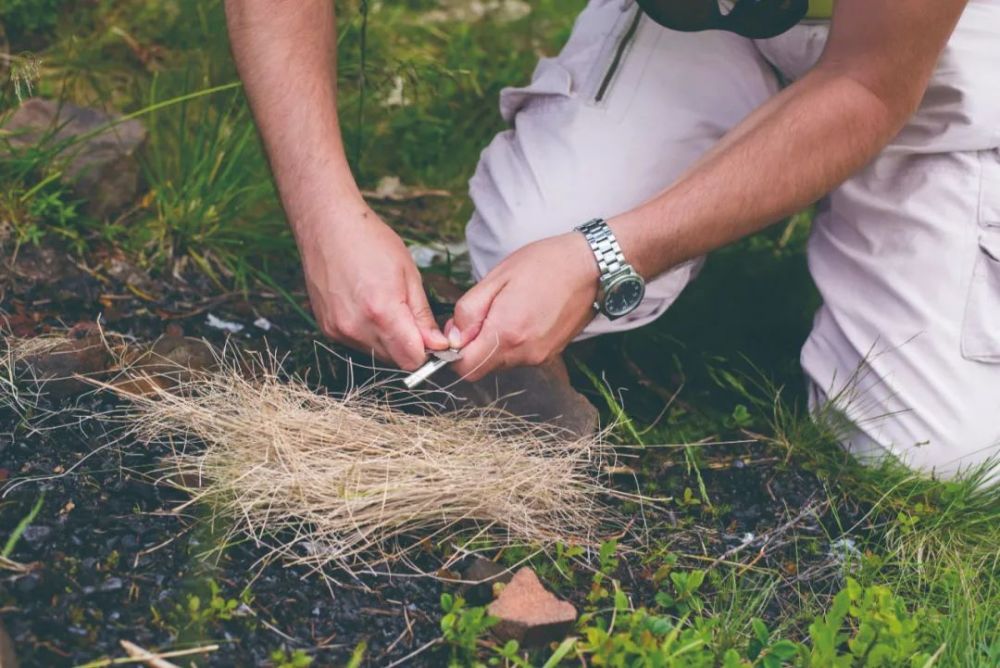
[
  {"left": 384, "top": 637, "right": 441, "bottom": 668},
  {"left": 0, "top": 555, "right": 35, "bottom": 573},
  {"left": 705, "top": 497, "right": 827, "bottom": 571},
  {"left": 120, "top": 641, "right": 181, "bottom": 668},
  {"left": 75, "top": 642, "right": 218, "bottom": 667}
]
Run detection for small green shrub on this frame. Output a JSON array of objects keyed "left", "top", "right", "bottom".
[
  {"left": 803, "top": 578, "right": 937, "bottom": 667},
  {"left": 269, "top": 647, "right": 313, "bottom": 668},
  {"left": 440, "top": 592, "right": 497, "bottom": 667}
]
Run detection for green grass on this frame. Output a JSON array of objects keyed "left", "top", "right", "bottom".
[
  {"left": 2, "top": 1, "right": 997, "bottom": 666},
  {"left": 2, "top": 494, "right": 44, "bottom": 559}
]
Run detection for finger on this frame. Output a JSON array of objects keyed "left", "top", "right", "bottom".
[
  {"left": 451, "top": 319, "right": 506, "bottom": 381},
  {"left": 378, "top": 303, "right": 430, "bottom": 371},
  {"left": 337, "top": 331, "right": 392, "bottom": 369},
  {"left": 450, "top": 277, "right": 506, "bottom": 349},
  {"left": 405, "top": 270, "right": 448, "bottom": 350}
]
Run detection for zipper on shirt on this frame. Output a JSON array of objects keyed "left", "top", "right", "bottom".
[{"left": 594, "top": 8, "right": 643, "bottom": 103}]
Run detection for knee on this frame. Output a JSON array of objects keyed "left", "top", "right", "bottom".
[{"left": 465, "top": 174, "right": 575, "bottom": 279}]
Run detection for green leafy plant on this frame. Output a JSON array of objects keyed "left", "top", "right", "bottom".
[
  {"left": 747, "top": 618, "right": 800, "bottom": 668},
  {"left": 804, "top": 578, "right": 936, "bottom": 667},
  {"left": 269, "top": 647, "right": 313, "bottom": 668},
  {"left": 440, "top": 592, "right": 497, "bottom": 667},
  {"left": 132, "top": 74, "right": 287, "bottom": 283},
  {"left": 656, "top": 569, "right": 706, "bottom": 616}
]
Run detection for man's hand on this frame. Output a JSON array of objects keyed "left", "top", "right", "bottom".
[
  {"left": 448, "top": 232, "right": 599, "bottom": 381},
  {"left": 225, "top": 1, "right": 448, "bottom": 370},
  {"left": 298, "top": 207, "right": 448, "bottom": 371}
]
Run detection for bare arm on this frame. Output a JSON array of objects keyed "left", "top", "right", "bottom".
[
  {"left": 225, "top": 0, "right": 447, "bottom": 369},
  {"left": 450, "top": 0, "right": 969, "bottom": 380},
  {"left": 611, "top": 0, "right": 969, "bottom": 278}
]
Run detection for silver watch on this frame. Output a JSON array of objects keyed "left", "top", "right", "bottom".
[{"left": 576, "top": 218, "right": 646, "bottom": 320}]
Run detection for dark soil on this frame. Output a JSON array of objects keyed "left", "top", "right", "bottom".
[{"left": 1, "top": 246, "right": 863, "bottom": 667}]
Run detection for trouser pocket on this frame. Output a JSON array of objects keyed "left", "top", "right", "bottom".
[{"left": 961, "top": 148, "right": 1000, "bottom": 362}]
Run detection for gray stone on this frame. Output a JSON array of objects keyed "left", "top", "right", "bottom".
[
  {"left": 21, "top": 525, "right": 51, "bottom": 544},
  {"left": 458, "top": 557, "right": 514, "bottom": 605},
  {"left": 2, "top": 98, "right": 147, "bottom": 218},
  {"left": 18, "top": 328, "right": 111, "bottom": 397},
  {"left": 431, "top": 356, "right": 599, "bottom": 440}
]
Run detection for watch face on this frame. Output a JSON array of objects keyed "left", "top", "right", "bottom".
[{"left": 604, "top": 275, "right": 645, "bottom": 318}]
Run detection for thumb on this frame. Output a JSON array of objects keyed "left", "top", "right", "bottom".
[
  {"left": 450, "top": 277, "right": 505, "bottom": 349},
  {"left": 406, "top": 270, "right": 448, "bottom": 350}
]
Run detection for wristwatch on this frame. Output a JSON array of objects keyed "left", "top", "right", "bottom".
[{"left": 576, "top": 218, "right": 646, "bottom": 320}]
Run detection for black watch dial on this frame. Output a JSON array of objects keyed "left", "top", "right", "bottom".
[{"left": 604, "top": 275, "right": 645, "bottom": 318}]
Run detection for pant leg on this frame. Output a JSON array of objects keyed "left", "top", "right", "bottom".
[
  {"left": 757, "top": 1, "right": 1000, "bottom": 479},
  {"left": 466, "top": 0, "right": 779, "bottom": 336}
]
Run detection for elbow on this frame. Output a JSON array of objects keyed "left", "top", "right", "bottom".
[
  {"left": 844, "top": 67, "right": 927, "bottom": 135},
  {"left": 835, "top": 70, "right": 923, "bottom": 141},
  {"left": 814, "top": 58, "right": 928, "bottom": 137}
]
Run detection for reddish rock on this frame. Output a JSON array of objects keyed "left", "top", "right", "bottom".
[
  {"left": 18, "top": 333, "right": 111, "bottom": 397},
  {"left": 2, "top": 98, "right": 146, "bottom": 218},
  {"left": 487, "top": 567, "right": 577, "bottom": 647},
  {"left": 0, "top": 313, "right": 37, "bottom": 338},
  {"left": 112, "top": 334, "right": 215, "bottom": 396}
]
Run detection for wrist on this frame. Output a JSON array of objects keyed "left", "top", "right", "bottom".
[
  {"left": 288, "top": 188, "right": 371, "bottom": 239},
  {"left": 575, "top": 219, "right": 646, "bottom": 320},
  {"left": 606, "top": 212, "right": 653, "bottom": 280}
]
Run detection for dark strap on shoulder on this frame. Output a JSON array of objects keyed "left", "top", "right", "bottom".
[{"left": 636, "top": 0, "right": 808, "bottom": 39}]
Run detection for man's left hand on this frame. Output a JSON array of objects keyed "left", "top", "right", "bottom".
[{"left": 448, "top": 232, "right": 600, "bottom": 381}]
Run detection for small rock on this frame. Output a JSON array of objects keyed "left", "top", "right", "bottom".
[
  {"left": 18, "top": 332, "right": 111, "bottom": 397},
  {"left": 0, "top": 312, "right": 37, "bottom": 338},
  {"left": 100, "top": 577, "right": 124, "bottom": 592},
  {"left": 5, "top": 246, "right": 96, "bottom": 301},
  {"left": 487, "top": 567, "right": 577, "bottom": 647},
  {"left": 1, "top": 98, "right": 147, "bottom": 218},
  {"left": 113, "top": 335, "right": 215, "bottom": 396},
  {"left": 15, "top": 574, "right": 39, "bottom": 594},
  {"left": 21, "top": 525, "right": 52, "bottom": 544},
  {"left": 458, "top": 557, "right": 513, "bottom": 606}
]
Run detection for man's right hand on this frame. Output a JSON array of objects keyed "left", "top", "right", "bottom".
[
  {"left": 225, "top": 1, "right": 447, "bottom": 369},
  {"left": 297, "top": 206, "right": 449, "bottom": 371}
]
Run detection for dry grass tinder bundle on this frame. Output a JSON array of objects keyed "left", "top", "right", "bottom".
[{"left": 116, "top": 355, "right": 623, "bottom": 576}]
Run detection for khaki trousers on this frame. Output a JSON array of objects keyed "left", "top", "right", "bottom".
[{"left": 465, "top": 0, "right": 1000, "bottom": 479}]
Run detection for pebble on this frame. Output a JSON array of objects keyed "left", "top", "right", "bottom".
[
  {"left": 17, "top": 574, "right": 40, "bottom": 593},
  {"left": 22, "top": 525, "right": 52, "bottom": 543}
]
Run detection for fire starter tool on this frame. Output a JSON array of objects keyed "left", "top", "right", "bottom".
[{"left": 403, "top": 348, "right": 462, "bottom": 389}]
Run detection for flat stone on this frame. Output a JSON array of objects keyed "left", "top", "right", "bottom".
[
  {"left": 18, "top": 331, "right": 111, "bottom": 397},
  {"left": 113, "top": 334, "right": 215, "bottom": 396},
  {"left": 431, "top": 356, "right": 599, "bottom": 440},
  {"left": 487, "top": 567, "right": 577, "bottom": 647},
  {"left": 5, "top": 246, "right": 97, "bottom": 301},
  {"left": 2, "top": 98, "right": 146, "bottom": 218}
]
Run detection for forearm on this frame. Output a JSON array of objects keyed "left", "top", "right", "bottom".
[
  {"left": 224, "top": 0, "right": 365, "bottom": 238},
  {"left": 610, "top": 68, "right": 906, "bottom": 279}
]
